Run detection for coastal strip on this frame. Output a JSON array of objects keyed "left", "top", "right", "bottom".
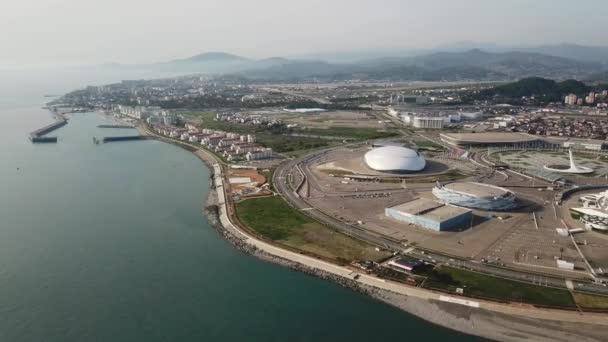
[{"left": 139, "top": 124, "right": 608, "bottom": 342}]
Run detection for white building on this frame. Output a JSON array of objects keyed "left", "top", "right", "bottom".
[
  {"left": 459, "top": 111, "right": 483, "bottom": 120},
  {"left": 572, "top": 190, "right": 608, "bottom": 231},
  {"left": 161, "top": 114, "right": 176, "bottom": 125},
  {"left": 412, "top": 116, "right": 444, "bottom": 129},
  {"left": 446, "top": 113, "right": 461, "bottom": 122},
  {"left": 433, "top": 182, "right": 516, "bottom": 210},
  {"left": 399, "top": 113, "right": 413, "bottom": 125},
  {"left": 118, "top": 105, "right": 147, "bottom": 120},
  {"left": 565, "top": 94, "right": 578, "bottom": 106},
  {"left": 246, "top": 148, "right": 273, "bottom": 161}
]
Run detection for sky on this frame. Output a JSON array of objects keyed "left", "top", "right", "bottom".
[{"left": 1, "top": 0, "right": 607, "bottom": 67}]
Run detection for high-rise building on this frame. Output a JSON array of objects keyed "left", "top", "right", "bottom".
[{"left": 565, "top": 94, "right": 578, "bottom": 105}]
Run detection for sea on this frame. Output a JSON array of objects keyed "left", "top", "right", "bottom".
[{"left": 0, "top": 67, "right": 478, "bottom": 341}]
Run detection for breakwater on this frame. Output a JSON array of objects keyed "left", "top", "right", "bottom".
[
  {"left": 102, "top": 136, "right": 147, "bottom": 143},
  {"left": 30, "top": 118, "right": 67, "bottom": 136},
  {"left": 29, "top": 116, "right": 67, "bottom": 143},
  {"left": 97, "top": 124, "right": 134, "bottom": 129},
  {"left": 30, "top": 136, "right": 58, "bottom": 143}
]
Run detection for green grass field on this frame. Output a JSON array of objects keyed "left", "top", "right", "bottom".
[
  {"left": 414, "top": 139, "right": 446, "bottom": 151},
  {"left": 256, "top": 133, "right": 330, "bottom": 154},
  {"left": 420, "top": 266, "right": 575, "bottom": 307},
  {"left": 299, "top": 127, "right": 398, "bottom": 140},
  {"left": 236, "top": 196, "right": 390, "bottom": 263},
  {"left": 236, "top": 196, "right": 308, "bottom": 240}
]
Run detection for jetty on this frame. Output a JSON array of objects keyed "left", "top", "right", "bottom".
[
  {"left": 97, "top": 124, "right": 134, "bottom": 129},
  {"left": 29, "top": 116, "right": 67, "bottom": 143},
  {"left": 30, "top": 136, "right": 58, "bottom": 143},
  {"left": 102, "top": 136, "right": 147, "bottom": 143}
]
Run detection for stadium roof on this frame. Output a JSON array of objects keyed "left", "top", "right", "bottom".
[
  {"left": 443, "top": 182, "right": 510, "bottom": 198},
  {"left": 364, "top": 146, "right": 426, "bottom": 172},
  {"left": 389, "top": 198, "right": 471, "bottom": 222},
  {"left": 571, "top": 207, "right": 608, "bottom": 218},
  {"left": 440, "top": 132, "right": 542, "bottom": 145}
]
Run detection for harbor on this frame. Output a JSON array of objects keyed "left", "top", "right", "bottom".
[{"left": 27, "top": 109, "right": 145, "bottom": 144}]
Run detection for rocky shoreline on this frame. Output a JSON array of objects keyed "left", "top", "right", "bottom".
[
  {"left": 202, "top": 191, "right": 608, "bottom": 341},
  {"left": 203, "top": 191, "right": 378, "bottom": 297}
]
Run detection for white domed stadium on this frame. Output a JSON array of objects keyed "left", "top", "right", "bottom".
[{"left": 364, "top": 146, "right": 426, "bottom": 173}]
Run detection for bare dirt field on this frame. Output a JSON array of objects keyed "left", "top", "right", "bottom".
[
  {"left": 277, "top": 110, "right": 388, "bottom": 129},
  {"left": 225, "top": 167, "right": 271, "bottom": 197}
]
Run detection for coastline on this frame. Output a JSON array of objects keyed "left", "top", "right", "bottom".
[{"left": 143, "top": 126, "right": 608, "bottom": 342}]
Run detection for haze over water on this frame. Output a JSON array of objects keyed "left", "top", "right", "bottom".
[{"left": 0, "top": 70, "right": 476, "bottom": 341}]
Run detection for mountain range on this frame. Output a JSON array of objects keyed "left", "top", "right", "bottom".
[{"left": 100, "top": 44, "right": 608, "bottom": 82}]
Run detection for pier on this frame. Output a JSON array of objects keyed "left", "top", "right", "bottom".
[
  {"left": 97, "top": 124, "right": 134, "bottom": 129},
  {"left": 102, "top": 136, "right": 147, "bottom": 143},
  {"left": 29, "top": 136, "right": 58, "bottom": 143},
  {"left": 29, "top": 117, "right": 67, "bottom": 143}
]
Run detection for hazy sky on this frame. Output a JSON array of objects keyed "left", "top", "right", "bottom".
[{"left": 1, "top": 0, "right": 607, "bottom": 67}]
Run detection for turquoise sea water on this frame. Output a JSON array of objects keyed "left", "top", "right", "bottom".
[{"left": 0, "top": 72, "right": 478, "bottom": 341}]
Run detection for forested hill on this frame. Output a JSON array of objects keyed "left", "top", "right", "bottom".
[{"left": 474, "top": 77, "right": 590, "bottom": 103}]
